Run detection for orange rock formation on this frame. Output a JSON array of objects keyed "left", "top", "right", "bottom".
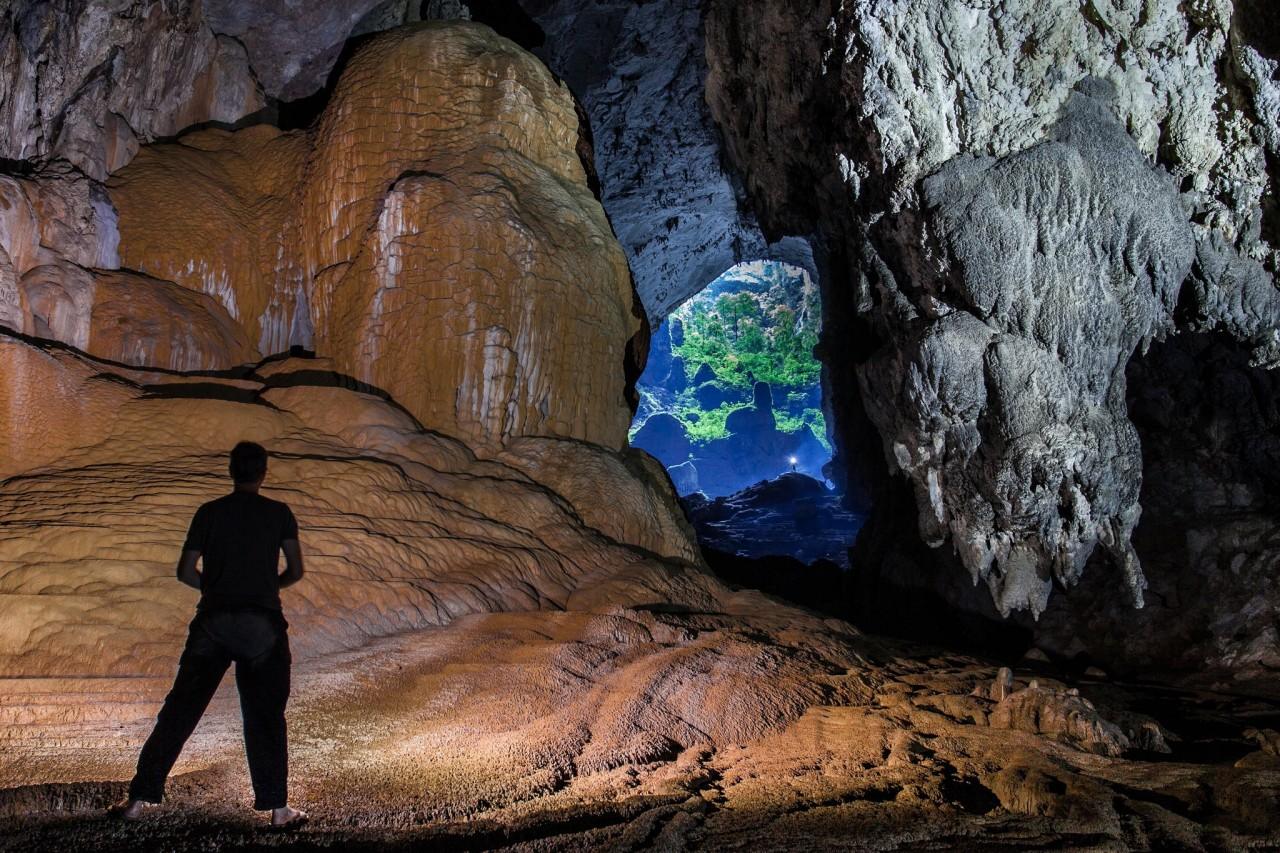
[
  {"left": 109, "top": 22, "right": 638, "bottom": 451},
  {"left": 0, "top": 334, "right": 703, "bottom": 678}
]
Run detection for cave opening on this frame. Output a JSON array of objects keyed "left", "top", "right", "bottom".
[{"left": 630, "top": 260, "right": 864, "bottom": 572}]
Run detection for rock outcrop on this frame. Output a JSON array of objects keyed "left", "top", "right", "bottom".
[
  {"left": 0, "top": 22, "right": 684, "bottom": 681},
  {"left": 1029, "top": 331, "right": 1280, "bottom": 688},
  {"left": 0, "top": 0, "right": 264, "bottom": 181},
  {"left": 704, "top": 0, "right": 1280, "bottom": 652},
  {"left": 685, "top": 472, "right": 864, "bottom": 566},
  {"left": 106, "top": 23, "right": 639, "bottom": 451}
]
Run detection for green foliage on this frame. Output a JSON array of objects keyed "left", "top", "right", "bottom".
[
  {"left": 674, "top": 401, "right": 747, "bottom": 444},
  {"left": 672, "top": 276, "right": 821, "bottom": 392},
  {"left": 773, "top": 408, "right": 831, "bottom": 451},
  {"left": 635, "top": 262, "right": 829, "bottom": 451}
]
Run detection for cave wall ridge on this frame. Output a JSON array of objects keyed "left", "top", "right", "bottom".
[
  {"left": 0, "top": 0, "right": 266, "bottom": 181},
  {"left": 57, "top": 22, "right": 638, "bottom": 453},
  {"left": 524, "top": 0, "right": 816, "bottom": 324}
]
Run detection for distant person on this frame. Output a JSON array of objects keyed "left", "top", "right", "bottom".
[{"left": 111, "top": 441, "right": 307, "bottom": 830}]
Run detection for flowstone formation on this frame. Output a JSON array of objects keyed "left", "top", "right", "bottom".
[
  {"left": 0, "top": 337, "right": 705, "bottom": 676},
  {"left": 0, "top": 21, "right": 675, "bottom": 681},
  {"left": 705, "top": 0, "right": 1280, "bottom": 667},
  {"left": 108, "top": 23, "right": 638, "bottom": 451}
]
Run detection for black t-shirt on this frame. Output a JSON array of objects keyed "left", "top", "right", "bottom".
[{"left": 182, "top": 491, "right": 299, "bottom": 613}]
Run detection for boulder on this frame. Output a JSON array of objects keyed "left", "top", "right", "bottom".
[
  {"left": 694, "top": 381, "right": 739, "bottom": 410},
  {"left": 989, "top": 686, "right": 1131, "bottom": 757},
  {"left": 630, "top": 412, "right": 692, "bottom": 466},
  {"left": 665, "top": 355, "right": 688, "bottom": 392}
]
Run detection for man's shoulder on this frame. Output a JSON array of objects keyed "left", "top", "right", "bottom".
[
  {"left": 254, "top": 492, "right": 298, "bottom": 528},
  {"left": 255, "top": 492, "right": 294, "bottom": 513},
  {"left": 197, "top": 494, "right": 237, "bottom": 513},
  {"left": 200, "top": 492, "right": 293, "bottom": 514}
]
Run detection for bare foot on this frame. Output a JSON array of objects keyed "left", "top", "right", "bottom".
[
  {"left": 108, "top": 799, "right": 157, "bottom": 821},
  {"left": 270, "top": 805, "right": 307, "bottom": 828}
]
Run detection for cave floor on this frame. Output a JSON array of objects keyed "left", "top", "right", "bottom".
[{"left": 2, "top": 604, "right": 1278, "bottom": 852}]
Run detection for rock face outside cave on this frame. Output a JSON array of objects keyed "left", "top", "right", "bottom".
[{"left": 684, "top": 473, "right": 864, "bottom": 567}]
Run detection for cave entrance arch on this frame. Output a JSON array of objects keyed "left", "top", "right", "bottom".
[{"left": 630, "top": 261, "right": 863, "bottom": 567}]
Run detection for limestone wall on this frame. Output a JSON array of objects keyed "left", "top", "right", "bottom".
[
  {"left": 704, "top": 0, "right": 1280, "bottom": 677},
  {"left": 107, "top": 23, "right": 638, "bottom": 451}
]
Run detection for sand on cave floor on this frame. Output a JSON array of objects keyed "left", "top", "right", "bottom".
[{"left": 2, "top": 604, "right": 1279, "bottom": 852}]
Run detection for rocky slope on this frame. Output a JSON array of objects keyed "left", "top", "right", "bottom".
[{"left": 5, "top": 604, "right": 1279, "bottom": 850}]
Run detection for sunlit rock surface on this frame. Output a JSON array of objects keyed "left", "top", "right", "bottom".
[{"left": 705, "top": 0, "right": 1280, "bottom": 638}]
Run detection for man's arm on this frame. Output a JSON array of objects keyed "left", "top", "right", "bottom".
[
  {"left": 280, "top": 538, "right": 305, "bottom": 588},
  {"left": 176, "top": 549, "right": 201, "bottom": 589}
]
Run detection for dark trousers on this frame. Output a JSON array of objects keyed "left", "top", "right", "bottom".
[{"left": 129, "top": 609, "right": 292, "bottom": 810}]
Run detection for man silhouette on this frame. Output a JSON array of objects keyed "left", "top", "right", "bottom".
[{"left": 112, "top": 441, "right": 307, "bottom": 829}]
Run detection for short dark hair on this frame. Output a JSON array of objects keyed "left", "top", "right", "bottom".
[{"left": 229, "top": 441, "right": 268, "bottom": 484}]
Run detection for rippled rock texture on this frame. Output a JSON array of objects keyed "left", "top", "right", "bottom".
[
  {"left": 0, "top": 336, "right": 704, "bottom": 677},
  {"left": 0, "top": 21, "right": 681, "bottom": 681},
  {"left": 5, "top": 607, "right": 1279, "bottom": 850},
  {"left": 704, "top": 0, "right": 1280, "bottom": 669},
  {"left": 3, "top": 22, "right": 640, "bottom": 451},
  {"left": 109, "top": 23, "right": 639, "bottom": 451}
]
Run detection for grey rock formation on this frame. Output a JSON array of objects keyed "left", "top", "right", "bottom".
[
  {"left": 0, "top": 0, "right": 264, "bottom": 179},
  {"left": 203, "top": 0, "right": 423, "bottom": 101},
  {"left": 704, "top": 0, "right": 1280, "bottom": 626},
  {"left": 862, "top": 84, "right": 1193, "bottom": 616},
  {"left": 523, "top": 0, "right": 813, "bottom": 322},
  {"left": 1030, "top": 331, "right": 1280, "bottom": 687}
]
